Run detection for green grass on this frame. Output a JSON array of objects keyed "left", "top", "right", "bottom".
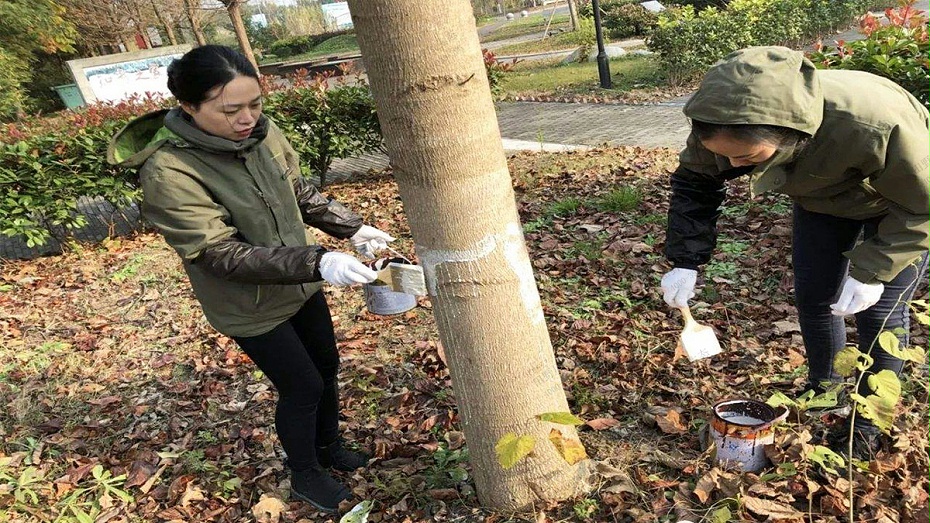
[
  {"left": 495, "top": 33, "right": 639, "bottom": 56},
  {"left": 545, "top": 197, "right": 583, "bottom": 217},
  {"left": 481, "top": 13, "right": 571, "bottom": 43},
  {"left": 499, "top": 55, "right": 662, "bottom": 96},
  {"left": 594, "top": 186, "right": 642, "bottom": 213},
  {"left": 262, "top": 34, "right": 359, "bottom": 64}
]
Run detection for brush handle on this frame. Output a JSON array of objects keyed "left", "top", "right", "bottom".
[{"left": 679, "top": 306, "right": 697, "bottom": 327}]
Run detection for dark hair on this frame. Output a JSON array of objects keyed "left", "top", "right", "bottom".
[
  {"left": 690, "top": 120, "right": 808, "bottom": 149},
  {"left": 167, "top": 45, "right": 259, "bottom": 106}
]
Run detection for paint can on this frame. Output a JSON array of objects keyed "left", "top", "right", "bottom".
[
  {"left": 363, "top": 257, "right": 417, "bottom": 316},
  {"left": 710, "top": 399, "right": 789, "bottom": 472}
]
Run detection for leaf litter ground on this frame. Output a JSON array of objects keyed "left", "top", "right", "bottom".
[{"left": 0, "top": 147, "right": 926, "bottom": 523}]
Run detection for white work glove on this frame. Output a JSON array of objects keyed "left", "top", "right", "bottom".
[
  {"left": 661, "top": 268, "right": 697, "bottom": 308},
  {"left": 318, "top": 252, "right": 377, "bottom": 286},
  {"left": 830, "top": 277, "right": 884, "bottom": 316},
  {"left": 349, "top": 225, "right": 395, "bottom": 259}
]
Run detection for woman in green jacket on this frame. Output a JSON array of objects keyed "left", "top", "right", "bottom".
[
  {"left": 659, "top": 47, "right": 929, "bottom": 458},
  {"left": 109, "top": 46, "right": 394, "bottom": 513}
]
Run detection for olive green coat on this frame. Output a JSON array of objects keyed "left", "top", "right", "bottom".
[{"left": 679, "top": 46, "right": 929, "bottom": 283}]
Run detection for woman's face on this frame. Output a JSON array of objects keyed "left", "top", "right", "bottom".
[
  {"left": 701, "top": 133, "right": 778, "bottom": 168},
  {"left": 181, "top": 75, "right": 263, "bottom": 142}
]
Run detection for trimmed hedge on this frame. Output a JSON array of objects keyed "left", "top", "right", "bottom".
[
  {"left": 267, "top": 30, "right": 355, "bottom": 60},
  {"left": 0, "top": 75, "right": 382, "bottom": 248},
  {"left": 647, "top": 0, "right": 871, "bottom": 83}
]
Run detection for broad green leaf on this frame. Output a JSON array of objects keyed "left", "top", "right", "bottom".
[
  {"left": 867, "top": 370, "right": 901, "bottom": 401},
  {"left": 833, "top": 346, "right": 873, "bottom": 377},
  {"left": 850, "top": 392, "right": 896, "bottom": 433},
  {"left": 808, "top": 445, "right": 845, "bottom": 475},
  {"left": 878, "top": 331, "right": 900, "bottom": 354},
  {"left": 495, "top": 433, "right": 535, "bottom": 470},
  {"left": 765, "top": 391, "right": 797, "bottom": 408},
  {"left": 537, "top": 412, "right": 585, "bottom": 425},
  {"left": 709, "top": 506, "right": 732, "bottom": 523},
  {"left": 802, "top": 390, "right": 838, "bottom": 410},
  {"left": 548, "top": 428, "right": 588, "bottom": 465},
  {"left": 877, "top": 331, "right": 925, "bottom": 363}
]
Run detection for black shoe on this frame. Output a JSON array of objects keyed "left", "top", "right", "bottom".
[
  {"left": 290, "top": 466, "right": 352, "bottom": 514},
  {"left": 317, "top": 440, "right": 371, "bottom": 471},
  {"left": 827, "top": 427, "right": 883, "bottom": 462}
]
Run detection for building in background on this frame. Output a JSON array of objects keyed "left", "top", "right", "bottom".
[{"left": 321, "top": 2, "right": 353, "bottom": 29}]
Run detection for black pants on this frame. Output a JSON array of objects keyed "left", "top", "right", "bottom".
[
  {"left": 792, "top": 204, "right": 928, "bottom": 432},
  {"left": 233, "top": 291, "right": 340, "bottom": 470}
]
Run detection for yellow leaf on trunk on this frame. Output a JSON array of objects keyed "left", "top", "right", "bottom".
[{"left": 548, "top": 428, "right": 588, "bottom": 465}]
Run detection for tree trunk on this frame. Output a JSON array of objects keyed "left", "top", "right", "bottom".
[
  {"left": 567, "top": 0, "right": 580, "bottom": 31},
  {"left": 226, "top": 1, "right": 258, "bottom": 70},
  {"left": 184, "top": 0, "right": 207, "bottom": 46},
  {"left": 347, "top": 0, "right": 592, "bottom": 511},
  {"left": 151, "top": 0, "right": 179, "bottom": 45}
]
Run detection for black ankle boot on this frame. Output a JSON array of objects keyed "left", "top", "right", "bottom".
[
  {"left": 317, "top": 440, "right": 370, "bottom": 471},
  {"left": 290, "top": 466, "right": 351, "bottom": 514}
]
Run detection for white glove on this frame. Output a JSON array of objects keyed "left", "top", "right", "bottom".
[
  {"left": 318, "top": 252, "right": 377, "bottom": 286},
  {"left": 661, "top": 268, "right": 697, "bottom": 308},
  {"left": 831, "top": 277, "right": 884, "bottom": 316},
  {"left": 349, "top": 225, "right": 395, "bottom": 259}
]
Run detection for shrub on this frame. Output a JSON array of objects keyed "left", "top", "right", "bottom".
[
  {"left": 648, "top": 5, "right": 754, "bottom": 83},
  {"left": 0, "top": 95, "right": 170, "bottom": 247},
  {"left": 647, "top": 0, "right": 871, "bottom": 83},
  {"left": 0, "top": 47, "right": 29, "bottom": 121},
  {"left": 0, "top": 72, "right": 383, "bottom": 248},
  {"left": 808, "top": 3, "right": 928, "bottom": 107},
  {"left": 483, "top": 49, "right": 520, "bottom": 98},
  {"left": 606, "top": 3, "right": 659, "bottom": 38},
  {"left": 267, "top": 30, "right": 354, "bottom": 60},
  {"left": 262, "top": 71, "right": 382, "bottom": 188},
  {"left": 583, "top": 0, "right": 661, "bottom": 39}
]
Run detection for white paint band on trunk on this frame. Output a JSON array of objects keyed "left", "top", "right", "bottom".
[{"left": 417, "top": 222, "right": 545, "bottom": 324}]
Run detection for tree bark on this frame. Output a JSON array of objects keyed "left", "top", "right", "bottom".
[
  {"left": 347, "top": 0, "right": 592, "bottom": 511},
  {"left": 151, "top": 0, "right": 179, "bottom": 45},
  {"left": 184, "top": 0, "right": 207, "bottom": 46},
  {"left": 567, "top": 0, "right": 580, "bottom": 31},
  {"left": 225, "top": 1, "right": 258, "bottom": 70}
]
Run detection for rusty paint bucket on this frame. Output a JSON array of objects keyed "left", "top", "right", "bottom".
[{"left": 710, "top": 399, "right": 789, "bottom": 472}]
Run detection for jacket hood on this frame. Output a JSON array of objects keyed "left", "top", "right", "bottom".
[
  {"left": 684, "top": 46, "right": 824, "bottom": 137},
  {"left": 107, "top": 109, "right": 175, "bottom": 168},
  {"left": 107, "top": 107, "right": 270, "bottom": 168}
]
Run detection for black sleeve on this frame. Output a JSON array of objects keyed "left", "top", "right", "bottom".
[
  {"left": 193, "top": 237, "right": 328, "bottom": 284},
  {"left": 293, "top": 175, "right": 363, "bottom": 239},
  {"left": 664, "top": 166, "right": 728, "bottom": 269}
]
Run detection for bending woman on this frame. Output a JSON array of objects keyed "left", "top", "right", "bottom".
[{"left": 659, "top": 46, "right": 929, "bottom": 458}]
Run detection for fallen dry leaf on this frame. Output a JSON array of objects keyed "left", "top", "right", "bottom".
[
  {"left": 251, "top": 494, "right": 287, "bottom": 523},
  {"left": 655, "top": 410, "right": 688, "bottom": 435}
]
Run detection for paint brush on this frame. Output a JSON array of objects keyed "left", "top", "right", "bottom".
[
  {"left": 677, "top": 306, "right": 722, "bottom": 361},
  {"left": 369, "top": 254, "right": 427, "bottom": 297}
]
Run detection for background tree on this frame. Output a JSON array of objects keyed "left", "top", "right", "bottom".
[
  {"left": 568, "top": 0, "right": 581, "bottom": 30},
  {"left": 184, "top": 0, "right": 209, "bottom": 45},
  {"left": 151, "top": 0, "right": 182, "bottom": 46},
  {"left": 0, "top": 0, "right": 77, "bottom": 119},
  {"left": 218, "top": 0, "right": 258, "bottom": 69},
  {"left": 348, "top": 0, "right": 592, "bottom": 510},
  {"left": 60, "top": 0, "right": 138, "bottom": 53}
]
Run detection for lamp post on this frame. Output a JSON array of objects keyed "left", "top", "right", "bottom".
[{"left": 591, "top": 0, "right": 612, "bottom": 88}]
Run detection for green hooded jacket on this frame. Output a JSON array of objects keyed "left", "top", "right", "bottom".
[
  {"left": 672, "top": 46, "right": 929, "bottom": 283},
  {"left": 108, "top": 108, "right": 362, "bottom": 336}
]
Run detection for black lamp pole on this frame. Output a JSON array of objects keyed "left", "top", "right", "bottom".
[{"left": 591, "top": 0, "right": 612, "bottom": 88}]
